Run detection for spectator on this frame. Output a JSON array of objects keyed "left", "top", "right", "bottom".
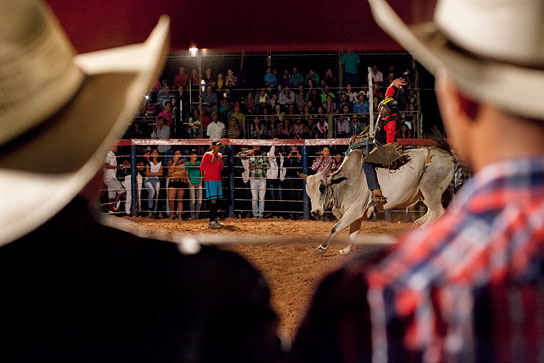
[
  {"left": 202, "top": 68, "right": 215, "bottom": 88},
  {"left": 103, "top": 146, "right": 126, "bottom": 214},
  {"left": 289, "top": 67, "right": 304, "bottom": 87},
  {"left": 206, "top": 112, "right": 225, "bottom": 140},
  {"left": 266, "top": 144, "right": 286, "bottom": 218},
  {"left": 158, "top": 101, "right": 173, "bottom": 128},
  {"left": 264, "top": 66, "right": 277, "bottom": 89},
  {"left": 322, "top": 95, "right": 336, "bottom": 114},
  {"left": 158, "top": 79, "right": 172, "bottom": 104},
  {"left": 187, "top": 109, "right": 201, "bottom": 139},
  {"left": 229, "top": 102, "right": 246, "bottom": 136},
  {"left": 305, "top": 69, "right": 319, "bottom": 86},
  {"left": 190, "top": 68, "right": 200, "bottom": 88},
  {"left": 280, "top": 69, "right": 291, "bottom": 89},
  {"left": 250, "top": 117, "right": 264, "bottom": 139},
  {"left": 227, "top": 117, "right": 242, "bottom": 139},
  {"left": 268, "top": 93, "right": 278, "bottom": 110},
  {"left": 336, "top": 93, "right": 351, "bottom": 113},
  {"left": 141, "top": 91, "right": 160, "bottom": 123},
  {"left": 278, "top": 86, "right": 295, "bottom": 108},
  {"left": 333, "top": 153, "right": 343, "bottom": 171},
  {"left": 306, "top": 116, "right": 317, "bottom": 138},
  {"left": 336, "top": 113, "right": 351, "bottom": 138},
  {"left": 173, "top": 66, "right": 189, "bottom": 89},
  {"left": 218, "top": 98, "right": 231, "bottom": 121},
  {"left": 185, "top": 150, "right": 203, "bottom": 220},
  {"left": 292, "top": 118, "right": 309, "bottom": 139},
  {"left": 216, "top": 73, "right": 224, "bottom": 90},
  {"left": 0, "top": 6, "right": 282, "bottom": 362},
  {"left": 322, "top": 68, "right": 337, "bottom": 87},
  {"left": 350, "top": 114, "right": 365, "bottom": 135},
  {"left": 341, "top": 49, "right": 360, "bottom": 86},
  {"left": 311, "top": 146, "right": 337, "bottom": 175},
  {"left": 256, "top": 88, "right": 270, "bottom": 114},
  {"left": 202, "top": 85, "right": 218, "bottom": 115},
  {"left": 241, "top": 146, "right": 269, "bottom": 218},
  {"left": 369, "top": 64, "right": 384, "bottom": 84},
  {"left": 266, "top": 117, "right": 281, "bottom": 139},
  {"left": 167, "top": 149, "right": 189, "bottom": 220},
  {"left": 279, "top": 118, "right": 293, "bottom": 138},
  {"left": 295, "top": 85, "right": 306, "bottom": 110},
  {"left": 144, "top": 148, "right": 163, "bottom": 218},
  {"left": 273, "top": 104, "right": 285, "bottom": 122},
  {"left": 360, "top": 83, "right": 370, "bottom": 99},
  {"left": 151, "top": 116, "right": 172, "bottom": 163},
  {"left": 225, "top": 68, "right": 238, "bottom": 88},
  {"left": 353, "top": 93, "right": 370, "bottom": 115},
  {"left": 320, "top": 84, "right": 336, "bottom": 104},
  {"left": 373, "top": 82, "right": 383, "bottom": 100},
  {"left": 312, "top": 118, "right": 328, "bottom": 139},
  {"left": 307, "top": 88, "right": 320, "bottom": 108},
  {"left": 398, "top": 123, "right": 412, "bottom": 139},
  {"left": 200, "top": 140, "right": 224, "bottom": 229},
  {"left": 245, "top": 92, "right": 256, "bottom": 114},
  {"left": 121, "top": 158, "right": 144, "bottom": 216},
  {"left": 343, "top": 83, "right": 359, "bottom": 103},
  {"left": 285, "top": 146, "right": 303, "bottom": 219}
]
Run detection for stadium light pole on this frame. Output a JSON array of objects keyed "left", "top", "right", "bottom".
[{"left": 190, "top": 46, "right": 204, "bottom": 138}]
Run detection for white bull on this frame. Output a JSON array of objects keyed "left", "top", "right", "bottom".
[{"left": 299, "top": 147, "right": 455, "bottom": 254}]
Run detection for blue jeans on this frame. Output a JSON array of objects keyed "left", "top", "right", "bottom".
[
  {"left": 363, "top": 162, "right": 380, "bottom": 191},
  {"left": 250, "top": 179, "right": 267, "bottom": 217},
  {"left": 267, "top": 179, "right": 283, "bottom": 216},
  {"left": 144, "top": 177, "right": 160, "bottom": 212}
]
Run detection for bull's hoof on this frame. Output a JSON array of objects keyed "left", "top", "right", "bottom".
[
  {"left": 316, "top": 245, "right": 328, "bottom": 254},
  {"left": 339, "top": 246, "right": 352, "bottom": 255}
]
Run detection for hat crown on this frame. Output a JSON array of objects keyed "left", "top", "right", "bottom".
[
  {"left": 0, "top": 0, "right": 84, "bottom": 145},
  {"left": 435, "top": 0, "right": 544, "bottom": 65}
]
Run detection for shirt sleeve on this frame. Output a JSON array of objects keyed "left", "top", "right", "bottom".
[
  {"left": 200, "top": 153, "right": 210, "bottom": 173},
  {"left": 385, "top": 85, "right": 396, "bottom": 99},
  {"left": 311, "top": 158, "right": 321, "bottom": 171},
  {"left": 384, "top": 120, "right": 397, "bottom": 143}
]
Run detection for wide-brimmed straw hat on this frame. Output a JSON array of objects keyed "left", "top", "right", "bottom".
[
  {"left": 0, "top": 0, "right": 169, "bottom": 246},
  {"left": 368, "top": 0, "right": 544, "bottom": 120}
]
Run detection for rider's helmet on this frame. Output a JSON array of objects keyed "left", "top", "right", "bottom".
[{"left": 378, "top": 97, "right": 398, "bottom": 115}]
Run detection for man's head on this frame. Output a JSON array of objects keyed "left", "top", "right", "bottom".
[
  {"left": 190, "top": 150, "right": 198, "bottom": 162},
  {"left": 323, "top": 85, "right": 330, "bottom": 93},
  {"left": 292, "top": 67, "right": 298, "bottom": 75},
  {"left": 179, "top": 66, "right": 185, "bottom": 73},
  {"left": 211, "top": 112, "right": 218, "bottom": 122},
  {"left": 266, "top": 66, "right": 271, "bottom": 74},
  {"left": 164, "top": 101, "right": 171, "bottom": 111},
  {"left": 211, "top": 139, "right": 221, "bottom": 153},
  {"left": 322, "top": 147, "right": 330, "bottom": 157},
  {"left": 378, "top": 97, "right": 397, "bottom": 117},
  {"left": 156, "top": 116, "right": 165, "bottom": 127}
]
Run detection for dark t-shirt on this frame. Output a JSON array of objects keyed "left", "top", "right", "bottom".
[{"left": 0, "top": 198, "right": 282, "bottom": 362}]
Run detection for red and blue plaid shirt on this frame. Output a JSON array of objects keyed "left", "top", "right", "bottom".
[{"left": 367, "top": 157, "right": 544, "bottom": 362}]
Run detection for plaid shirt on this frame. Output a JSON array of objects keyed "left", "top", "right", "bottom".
[
  {"left": 366, "top": 157, "right": 544, "bottom": 362},
  {"left": 290, "top": 157, "right": 544, "bottom": 363},
  {"left": 239, "top": 151, "right": 269, "bottom": 179}
]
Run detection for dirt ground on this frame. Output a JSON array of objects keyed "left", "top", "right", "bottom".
[{"left": 122, "top": 216, "right": 413, "bottom": 338}]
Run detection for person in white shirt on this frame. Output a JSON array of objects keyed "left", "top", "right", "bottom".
[
  {"left": 266, "top": 144, "right": 287, "bottom": 218},
  {"left": 206, "top": 112, "right": 225, "bottom": 140},
  {"left": 103, "top": 146, "right": 126, "bottom": 213},
  {"left": 368, "top": 64, "right": 384, "bottom": 84},
  {"left": 151, "top": 115, "right": 172, "bottom": 164}
]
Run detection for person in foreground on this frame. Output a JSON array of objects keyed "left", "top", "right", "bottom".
[
  {"left": 289, "top": 0, "right": 544, "bottom": 362},
  {"left": 0, "top": 1, "right": 282, "bottom": 362}
]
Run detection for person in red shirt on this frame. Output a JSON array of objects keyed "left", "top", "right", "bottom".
[
  {"left": 363, "top": 78, "right": 405, "bottom": 204},
  {"left": 200, "top": 140, "right": 224, "bottom": 229}
]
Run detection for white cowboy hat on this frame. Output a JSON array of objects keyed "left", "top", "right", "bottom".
[
  {"left": 0, "top": 0, "right": 169, "bottom": 246},
  {"left": 368, "top": 0, "right": 544, "bottom": 120}
]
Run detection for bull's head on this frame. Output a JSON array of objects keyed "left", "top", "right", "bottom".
[{"left": 298, "top": 163, "right": 333, "bottom": 219}]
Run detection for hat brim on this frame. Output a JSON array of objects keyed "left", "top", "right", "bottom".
[
  {"left": 368, "top": 0, "right": 544, "bottom": 120},
  {"left": 0, "top": 17, "right": 169, "bottom": 246}
]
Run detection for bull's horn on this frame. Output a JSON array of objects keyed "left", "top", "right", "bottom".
[{"left": 297, "top": 172, "right": 308, "bottom": 181}]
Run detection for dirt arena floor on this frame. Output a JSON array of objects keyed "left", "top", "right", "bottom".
[{"left": 121, "top": 216, "right": 414, "bottom": 338}]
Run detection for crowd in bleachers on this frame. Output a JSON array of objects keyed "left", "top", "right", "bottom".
[{"left": 123, "top": 59, "right": 418, "bottom": 140}]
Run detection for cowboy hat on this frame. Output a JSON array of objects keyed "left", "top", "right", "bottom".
[
  {"left": 0, "top": 0, "right": 169, "bottom": 246},
  {"left": 368, "top": 0, "right": 544, "bottom": 120}
]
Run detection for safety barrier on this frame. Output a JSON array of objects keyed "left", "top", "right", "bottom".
[{"left": 108, "top": 138, "right": 436, "bottom": 220}]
